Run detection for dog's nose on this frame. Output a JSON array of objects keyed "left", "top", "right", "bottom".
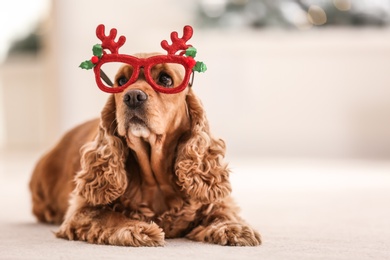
[{"left": 123, "top": 89, "right": 148, "bottom": 108}]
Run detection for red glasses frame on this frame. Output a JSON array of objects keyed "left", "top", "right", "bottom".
[
  {"left": 83, "top": 24, "right": 201, "bottom": 94},
  {"left": 94, "top": 54, "right": 195, "bottom": 94}
]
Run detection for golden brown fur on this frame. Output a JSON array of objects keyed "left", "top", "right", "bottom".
[{"left": 30, "top": 53, "right": 261, "bottom": 246}]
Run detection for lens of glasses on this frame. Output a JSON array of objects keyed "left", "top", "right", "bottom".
[
  {"left": 99, "top": 62, "right": 134, "bottom": 88},
  {"left": 149, "top": 63, "right": 186, "bottom": 89}
]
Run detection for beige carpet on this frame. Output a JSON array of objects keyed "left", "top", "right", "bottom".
[{"left": 1, "top": 150, "right": 389, "bottom": 259}]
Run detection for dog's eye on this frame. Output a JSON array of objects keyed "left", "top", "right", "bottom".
[
  {"left": 117, "top": 77, "right": 128, "bottom": 86},
  {"left": 157, "top": 73, "right": 173, "bottom": 88}
]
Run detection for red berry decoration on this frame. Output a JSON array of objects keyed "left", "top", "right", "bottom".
[
  {"left": 187, "top": 57, "right": 196, "bottom": 69},
  {"left": 91, "top": 56, "right": 99, "bottom": 64}
]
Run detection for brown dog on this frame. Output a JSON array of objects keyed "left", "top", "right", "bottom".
[{"left": 29, "top": 53, "right": 261, "bottom": 246}]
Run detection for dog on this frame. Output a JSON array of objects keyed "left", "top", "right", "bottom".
[{"left": 29, "top": 25, "right": 261, "bottom": 247}]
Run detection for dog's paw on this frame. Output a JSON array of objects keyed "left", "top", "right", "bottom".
[
  {"left": 109, "top": 222, "right": 165, "bottom": 247},
  {"left": 188, "top": 222, "right": 261, "bottom": 246},
  {"left": 56, "top": 221, "right": 165, "bottom": 247}
]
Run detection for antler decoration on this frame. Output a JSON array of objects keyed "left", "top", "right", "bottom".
[
  {"left": 161, "top": 25, "right": 193, "bottom": 55},
  {"left": 96, "top": 24, "right": 126, "bottom": 54},
  {"left": 80, "top": 24, "right": 207, "bottom": 75}
]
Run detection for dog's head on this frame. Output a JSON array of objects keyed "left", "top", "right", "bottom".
[
  {"left": 81, "top": 24, "right": 203, "bottom": 144},
  {"left": 112, "top": 53, "right": 190, "bottom": 140}
]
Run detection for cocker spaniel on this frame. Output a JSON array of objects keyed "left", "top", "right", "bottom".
[{"left": 29, "top": 25, "right": 261, "bottom": 247}]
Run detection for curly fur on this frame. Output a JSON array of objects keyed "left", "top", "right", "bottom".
[
  {"left": 75, "top": 96, "right": 129, "bottom": 205},
  {"left": 29, "top": 54, "right": 261, "bottom": 247},
  {"left": 175, "top": 93, "right": 231, "bottom": 203}
]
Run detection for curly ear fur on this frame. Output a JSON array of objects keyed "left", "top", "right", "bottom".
[
  {"left": 75, "top": 95, "right": 128, "bottom": 205},
  {"left": 175, "top": 90, "right": 232, "bottom": 203}
]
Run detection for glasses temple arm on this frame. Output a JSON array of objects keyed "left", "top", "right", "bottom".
[
  {"left": 100, "top": 69, "right": 114, "bottom": 87},
  {"left": 189, "top": 71, "right": 195, "bottom": 87}
]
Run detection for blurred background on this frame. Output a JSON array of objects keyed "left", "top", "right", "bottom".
[{"left": 1, "top": 0, "right": 390, "bottom": 160}]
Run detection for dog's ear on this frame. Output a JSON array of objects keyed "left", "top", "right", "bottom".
[
  {"left": 74, "top": 95, "right": 128, "bottom": 205},
  {"left": 175, "top": 90, "right": 232, "bottom": 203}
]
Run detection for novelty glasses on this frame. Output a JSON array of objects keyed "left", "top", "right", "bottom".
[{"left": 80, "top": 24, "right": 207, "bottom": 94}]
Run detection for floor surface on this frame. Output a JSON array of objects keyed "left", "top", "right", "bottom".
[{"left": 1, "top": 149, "right": 389, "bottom": 259}]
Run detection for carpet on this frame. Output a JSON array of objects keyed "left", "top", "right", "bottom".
[{"left": 1, "top": 150, "right": 389, "bottom": 259}]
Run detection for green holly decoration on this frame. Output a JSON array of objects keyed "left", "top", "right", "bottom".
[
  {"left": 92, "top": 44, "right": 103, "bottom": 57},
  {"left": 193, "top": 61, "right": 207, "bottom": 73},
  {"left": 185, "top": 47, "right": 197, "bottom": 58},
  {"left": 79, "top": 60, "right": 94, "bottom": 70},
  {"left": 79, "top": 44, "right": 103, "bottom": 70},
  {"left": 186, "top": 47, "right": 206, "bottom": 73}
]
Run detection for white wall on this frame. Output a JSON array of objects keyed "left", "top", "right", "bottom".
[
  {"left": 195, "top": 29, "right": 390, "bottom": 159},
  {"left": 0, "top": 55, "right": 48, "bottom": 148},
  {"left": 0, "top": 80, "right": 4, "bottom": 149},
  {"left": 41, "top": 1, "right": 390, "bottom": 159}
]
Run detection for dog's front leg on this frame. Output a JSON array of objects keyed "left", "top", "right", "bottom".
[
  {"left": 186, "top": 200, "right": 261, "bottom": 246},
  {"left": 56, "top": 196, "right": 164, "bottom": 247}
]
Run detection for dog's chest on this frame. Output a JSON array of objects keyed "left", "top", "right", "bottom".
[
  {"left": 131, "top": 183, "right": 181, "bottom": 214},
  {"left": 112, "top": 137, "right": 195, "bottom": 231},
  {"left": 119, "top": 156, "right": 184, "bottom": 215},
  {"left": 107, "top": 154, "right": 203, "bottom": 237},
  {"left": 113, "top": 181, "right": 199, "bottom": 238}
]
